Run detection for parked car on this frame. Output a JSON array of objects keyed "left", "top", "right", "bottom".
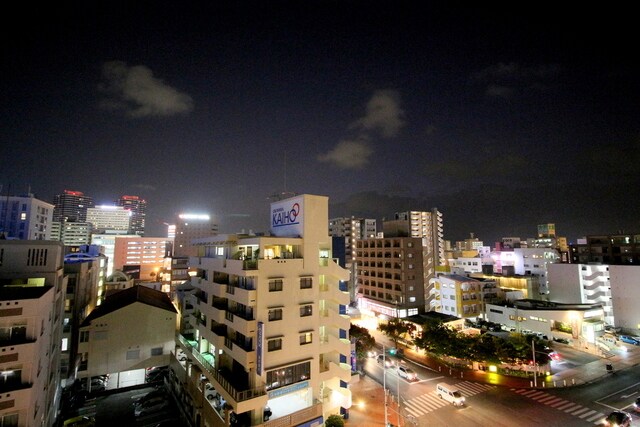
[
  {"left": 63, "top": 416, "right": 95, "bottom": 427},
  {"left": 134, "top": 397, "right": 169, "bottom": 416},
  {"left": 619, "top": 335, "right": 640, "bottom": 346},
  {"left": 397, "top": 365, "right": 417, "bottom": 381},
  {"left": 134, "top": 388, "right": 167, "bottom": 406},
  {"left": 146, "top": 366, "right": 169, "bottom": 382},
  {"left": 633, "top": 397, "right": 640, "bottom": 412},
  {"left": 604, "top": 410, "right": 632, "bottom": 427}
]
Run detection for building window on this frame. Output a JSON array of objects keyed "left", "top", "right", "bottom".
[
  {"left": 300, "top": 277, "right": 312, "bottom": 289},
  {"left": 267, "top": 338, "right": 282, "bottom": 352},
  {"left": 266, "top": 361, "right": 310, "bottom": 390},
  {"left": 269, "top": 279, "right": 283, "bottom": 292},
  {"left": 151, "top": 347, "right": 164, "bottom": 356},
  {"left": 126, "top": 350, "right": 140, "bottom": 360},
  {"left": 300, "top": 305, "right": 312, "bottom": 317},
  {"left": 268, "top": 308, "right": 283, "bottom": 321},
  {"left": 299, "top": 332, "right": 312, "bottom": 345},
  {"left": 80, "top": 331, "right": 89, "bottom": 342}
]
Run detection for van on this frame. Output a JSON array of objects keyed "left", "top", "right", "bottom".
[{"left": 436, "top": 383, "right": 465, "bottom": 406}]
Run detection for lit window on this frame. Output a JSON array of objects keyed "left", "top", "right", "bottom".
[{"left": 299, "top": 332, "right": 312, "bottom": 345}]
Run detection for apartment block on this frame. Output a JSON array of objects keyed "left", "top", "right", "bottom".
[
  {"left": 173, "top": 194, "right": 351, "bottom": 427},
  {"left": 0, "top": 240, "right": 66, "bottom": 427}
]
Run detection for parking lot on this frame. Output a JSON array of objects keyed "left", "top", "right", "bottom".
[{"left": 67, "top": 384, "right": 188, "bottom": 427}]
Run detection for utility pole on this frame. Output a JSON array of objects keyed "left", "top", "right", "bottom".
[
  {"left": 532, "top": 339, "right": 537, "bottom": 387},
  {"left": 383, "top": 344, "right": 388, "bottom": 427}
]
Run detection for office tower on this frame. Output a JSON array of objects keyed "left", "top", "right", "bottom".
[
  {"left": 173, "top": 194, "right": 351, "bottom": 426},
  {"left": 52, "top": 190, "right": 94, "bottom": 223},
  {"left": 116, "top": 195, "right": 147, "bottom": 236},
  {"left": 0, "top": 192, "right": 54, "bottom": 240},
  {"left": 173, "top": 213, "right": 218, "bottom": 257},
  {"left": 0, "top": 240, "right": 66, "bottom": 427},
  {"left": 112, "top": 236, "right": 172, "bottom": 281},
  {"left": 86, "top": 205, "right": 131, "bottom": 234},
  {"left": 52, "top": 221, "right": 93, "bottom": 246}
]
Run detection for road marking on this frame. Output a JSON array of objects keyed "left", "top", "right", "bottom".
[
  {"left": 586, "top": 412, "right": 605, "bottom": 423},
  {"left": 556, "top": 402, "right": 575, "bottom": 410},
  {"left": 563, "top": 404, "right": 581, "bottom": 413},
  {"left": 579, "top": 410, "right": 597, "bottom": 419},
  {"left": 549, "top": 399, "right": 568, "bottom": 407},
  {"left": 570, "top": 407, "right": 590, "bottom": 416}
]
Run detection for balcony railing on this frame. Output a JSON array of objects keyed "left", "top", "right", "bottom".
[{"left": 177, "top": 333, "right": 266, "bottom": 403}]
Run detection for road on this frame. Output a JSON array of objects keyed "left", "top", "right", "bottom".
[{"left": 363, "top": 355, "right": 640, "bottom": 426}]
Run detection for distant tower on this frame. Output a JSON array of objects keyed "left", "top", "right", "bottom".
[
  {"left": 116, "top": 195, "right": 147, "bottom": 236},
  {"left": 173, "top": 213, "right": 218, "bottom": 257},
  {"left": 52, "top": 190, "right": 94, "bottom": 223}
]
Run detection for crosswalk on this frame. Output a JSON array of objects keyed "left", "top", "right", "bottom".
[
  {"left": 403, "top": 381, "right": 495, "bottom": 418},
  {"left": 511, "top": 388, "right": 606, "bottom": 425}
]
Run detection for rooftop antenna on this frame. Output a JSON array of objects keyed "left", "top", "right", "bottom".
[{"left": 267, "top": 152, "right": 296, "bottom": 201}]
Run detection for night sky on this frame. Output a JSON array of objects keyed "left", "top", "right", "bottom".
[{"left": 2, "top": 2, "right": 639, "bottom": 244}]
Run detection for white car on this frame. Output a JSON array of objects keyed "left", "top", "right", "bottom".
[{"left": 397, "top": 365, "right": 417, "bottom": 381}]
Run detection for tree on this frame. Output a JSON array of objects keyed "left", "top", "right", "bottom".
[
  {"left": 350, "top": 324, "right": 376, "bottom": 361},
  {"left": 325, "top": 414, "right": 345, "bottom": 427},
  {"left": 378, "top": 317, "right": 411, "bottom": 349}
]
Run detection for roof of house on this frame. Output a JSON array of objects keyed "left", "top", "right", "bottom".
[{"left": 81, "top": 285, "right": 177, "bottom": 326}]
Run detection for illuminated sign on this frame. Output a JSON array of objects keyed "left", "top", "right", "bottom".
[
  {"left": 257, "top": 322, "right": 264, "bottom": 375},
  {"left": 270, "top": 196, "right": 304, "bottom": 237},
  {"left": 272, "top": 202, "right": 300, "bottom": 228}
]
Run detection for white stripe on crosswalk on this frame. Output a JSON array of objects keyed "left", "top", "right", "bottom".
[
  {"left": 579, "top": 410, "right": 597, "bottom": 419},
  {"left": 571, "top": 407, "right": 589, "bottom": 416},
  {"left": 548, "top": 398, "right": 567, "bottom": 407},
  {"left": 563, "top": 403, "right": 581, "bottom": 413},
  {"left": 537, "top": 395, "right": 558, "bottom": 403},
  {"left": 556, "top": 402, "right": 575, "bottom": 410},
  {"left": 586, "top": 413, "right": 605, "bottom": 423}
]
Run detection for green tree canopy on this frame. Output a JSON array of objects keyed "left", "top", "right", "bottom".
[
  {"left": 377, "top": 317, "right": 411, "bottom": 348},
  {"left": 325, "top": 414, "right": 345, "bottom": 427},
  {"left": 350, "top": 324, "right": 376, "bottom": 360}
]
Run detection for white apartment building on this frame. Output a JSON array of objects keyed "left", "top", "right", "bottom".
[
  {"left": 0, "top": 240, "right": 66, "bottom": 427},
  {"left": 86, "top": 205, "right": 131, "bottom": 234},
  {"left": 0, "top": 194, "right": 54, "bottom": 240},
  {"left": 448, "top": 257, "right": 483, "bottom": 275},
  {"left": 513, "top": 248, "right": 560, "bottom": 295},
  {"left": 174, "top": 194, "right": 352, "bottom": 427},
  {"left": 548, "top": 263, "right": 640, "bottom": 333},
  {"left": 429, "top": 274, "right": 498, "bottom": 319}
]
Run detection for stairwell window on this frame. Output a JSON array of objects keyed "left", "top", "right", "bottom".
[
  {"left": 300, "top": 277, "right": 312, "bottom": 289},
  {"left": 269, "top": 279, "right": 283, "bottom": 292},
  {"left": 268, "top": 308, "right": 283, "bottom": 321},
  {"left": 300, "top": 305, "right": 312, "bottom": 317},
  {"left": 267, "top": 338, "right": 282, "bottom": 352}
]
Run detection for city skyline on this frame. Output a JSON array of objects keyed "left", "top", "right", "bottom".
[{"left": 2, "top": 2, "right": 638, "bottom": 243}]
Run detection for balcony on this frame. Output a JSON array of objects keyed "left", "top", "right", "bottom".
[{"left": 177, "top": 334, "right": 267, "bottom": 413}]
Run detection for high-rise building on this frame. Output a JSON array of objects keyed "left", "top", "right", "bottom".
[
  {"left": 0, "top": 193, "right": 54, "bottom": 240},
  {"left": 173, "top": 213, "right": 218, "bottom": 257},
  {"left": 52, "top": 190, "right": 94, "bottom": 223},
  {"left": 0, "top": 240, "right": 66, "bottom": 427},
  {"left": 382, "top": 209, "right": 445, "bottom": 311},
  {"left": 328, "top": 217, "right": 377, "bottom": 265},
  {"left": 86, "top": 205, "right": 131, "bottom": 234},
  {"left": 116, "top": 195, "right": 147, "bottom": 236},
  {"left": 356, "top": 236, "right": 428, "bottom": 317},
  {"left": 173, "top": 194, "right": 351, "bottom": 426}
]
